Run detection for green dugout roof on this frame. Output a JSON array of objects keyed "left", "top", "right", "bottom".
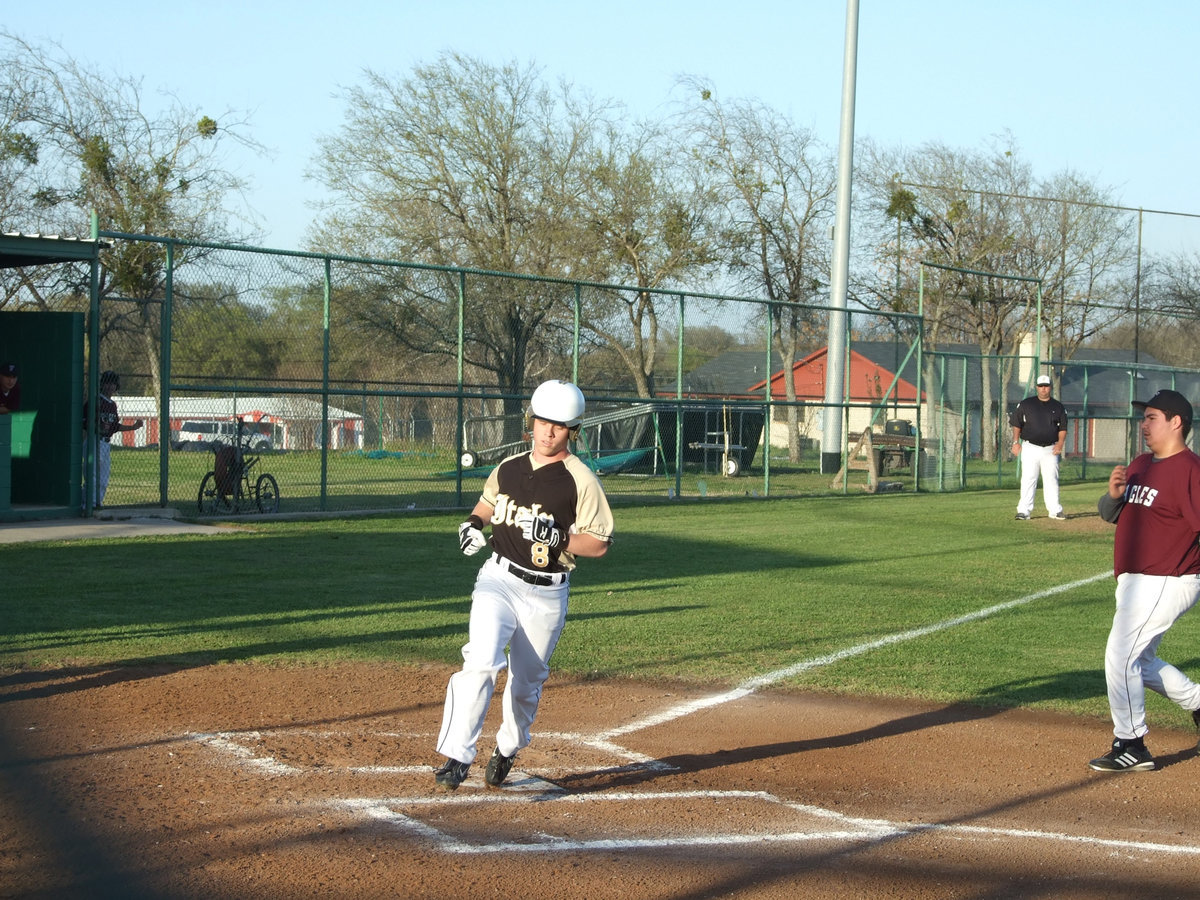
[{"left": 0, "top": 232, "right": 108, "bottom": 268}]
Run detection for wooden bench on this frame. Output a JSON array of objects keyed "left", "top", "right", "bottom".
[{"left": 832, "top": 428, "right": 932, "bottom": 492}]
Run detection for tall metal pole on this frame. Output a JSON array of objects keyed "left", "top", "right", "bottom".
[
  {"left": 821, "top": 0, "right": 860, "bottom": 474},
  {"left": 1135, "top": 209, "right": 1143, "bottom": 365}
]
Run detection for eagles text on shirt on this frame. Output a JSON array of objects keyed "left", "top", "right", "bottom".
[{"left": 1124, "top": 484, "right": 1159, "bottom": 508}]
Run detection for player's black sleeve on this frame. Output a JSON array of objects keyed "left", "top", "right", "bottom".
[
  {"left": 1098, "top": 492, "right": 1124, "bottom": 523},
  {"left": 1008, "top": 401, "right": 1024, "bottom": 429}
]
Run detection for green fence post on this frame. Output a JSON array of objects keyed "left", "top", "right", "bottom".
[
  {"left": 915, "top": 265, "right": 925, "bottom": 492},
  {"left": 572, "top": 282, "right": 581, "bottom": 385},
  {"left": 763, "top": 299, "right": 773, "bottom": 497},
  {"left": 455, "top": 270, "right": 466, "bottom": 507},
  {"left": 320, "top": 257, "right": 331, "bottom": 511},
  {"left": 84, "top": 211, "right": 101, "bottom": 515},
  {"left": 674, "top": 293, "right": 685, "bottom": 499},
  {"left": 159, "top": 240, "right": 173, "bottom": 506}
]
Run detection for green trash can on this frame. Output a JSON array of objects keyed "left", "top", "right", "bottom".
[{"left": 9, "top": 410, "right": 35, "bottom": 458}]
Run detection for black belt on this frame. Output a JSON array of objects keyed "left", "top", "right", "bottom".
[{"left": 492, "top": 554, "right": 567, "bottom": 586}]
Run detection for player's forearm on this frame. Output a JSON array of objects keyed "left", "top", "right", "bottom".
[{"left": 568, "top": 532, "right": 610, "bottom": 558}]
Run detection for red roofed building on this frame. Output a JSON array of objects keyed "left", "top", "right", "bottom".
[
  {"left": 746, "top": 345, "right": 925, "bottom": 453},
  {"left": 748, "top": 346, "right": 921, "bottom": 404}
]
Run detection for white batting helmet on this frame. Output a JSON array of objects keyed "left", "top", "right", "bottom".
[{"left": 528, "top": 379, "right": 586, "bottom": 428}]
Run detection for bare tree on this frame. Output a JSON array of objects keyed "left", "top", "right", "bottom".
[
  {"left": 571, "top": 118, "right": 721, "bottom": 398},
  {"left": 311, "top": 52, "right": 611, "bottom": 429},
  {"left": 683, "top": 80, "right": 837, "bottom": 461},
  {"left": 858, "top": 136, "right": 1133, "bottom": 459},
  {"left": 1111, "top": 250, "right": 1200, "bottom": 368}
]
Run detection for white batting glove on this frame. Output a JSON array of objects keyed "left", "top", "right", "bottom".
[
  {"left": 458, "top": 520, "right": 487, "bottom": 556},
  {"left": 518, "top": 511, "right": 568, "bottom": 549}
]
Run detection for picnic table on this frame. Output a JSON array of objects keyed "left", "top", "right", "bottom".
[{"left": 687, "top": 430, "right": 745, "bottom": 476}]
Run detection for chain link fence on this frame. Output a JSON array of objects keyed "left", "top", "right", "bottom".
[{"left": 24, "top": 233, "right": 1197, "bottom": 515}]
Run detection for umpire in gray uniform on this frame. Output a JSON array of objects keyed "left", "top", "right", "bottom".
[{"left": 1010, "top": 373, "right": 1068, "bottom": 520}]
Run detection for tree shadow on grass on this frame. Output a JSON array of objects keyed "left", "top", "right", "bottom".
[{"left": 0, "top": 601, "right": 708, "bottom": 703}]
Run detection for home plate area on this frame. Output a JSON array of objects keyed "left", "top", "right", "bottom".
[
  {"left": 194, "top": 726, "right": 907, "bottom": 853},
  {"left": 12, "top": 664, "right": 1200, "bottom": 898},
  {"left": 187, "top": 696, "right": 1200, "bottom": 867}
]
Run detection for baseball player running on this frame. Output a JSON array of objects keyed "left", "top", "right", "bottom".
[
  {"left": 434, "top": 380, "right": 614, "bottom": 790},
  {"left": 1091, "top": 389, "right": 1200, "bottom": 772}
]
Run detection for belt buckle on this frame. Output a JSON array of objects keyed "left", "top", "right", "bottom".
[
  {"left": 511, "top": 562, "right": 550, "bottom": 586},
  {"left": 506, "top": 561, "right": 532, "bottom": 584},
  {"left": 499, "top": 555, "right": 560, "bottom": 587}
]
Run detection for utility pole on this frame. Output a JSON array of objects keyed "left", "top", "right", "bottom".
[{"left": 821, "top": 0, "right": 860, "bottom": 474}]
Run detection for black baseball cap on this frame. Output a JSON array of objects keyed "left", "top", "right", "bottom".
[
  {"left": 1133, "top": 389, "right": 1193, "bottom": 430},
  {"left": 0, "top": 362, "right": 16, "bottom": 376}
]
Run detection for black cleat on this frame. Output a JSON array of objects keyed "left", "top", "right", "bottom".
[
  {"left": 1014, "top": 512, "right": 1030, "bottom": 520},
  {"left": 485, "top": 747, "right": 515, "bottom": 787},
  {"left": 1192, "top": 708, "right": 1200, "bottom": 731},
  {"left": 1088, "top": 738, "right": 1155, "bottom": 772},
  {"left": 434, "top": 758, "right": 470, "bottom": 790}
]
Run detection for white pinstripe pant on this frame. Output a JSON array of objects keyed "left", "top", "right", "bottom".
[
  {"left": 436, "top": 555, "right": 568, "bottom": 765},
  {"left": 1105, "top": 572, "right": 1200, "bottom": 740}
]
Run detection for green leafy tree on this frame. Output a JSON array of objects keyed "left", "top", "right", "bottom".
[{"left": 0, "top": 32, "right": 262, "bottom": 395}]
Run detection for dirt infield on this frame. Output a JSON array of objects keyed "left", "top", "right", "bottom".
[{"left": 3, "top": 662, "right": 1200, "bottom": 899}]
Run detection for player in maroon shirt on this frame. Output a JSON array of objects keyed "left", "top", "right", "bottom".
[{"left": 1091, "top": 389, "right": 1200, "bottom": 772}]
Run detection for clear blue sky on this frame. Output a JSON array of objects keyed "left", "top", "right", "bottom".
[{"left": 6, "top": 0, "right": 1199, "bottom": 255}]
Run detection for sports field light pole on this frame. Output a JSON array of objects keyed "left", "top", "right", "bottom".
[{"left": 821, "top": 0, "right": 860, "bottom": 475}]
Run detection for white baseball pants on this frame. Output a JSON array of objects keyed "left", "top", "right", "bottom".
[
  {"left": 1105, "top": 572, "right": 1200, "bottom": 740},
  {"left": 436, "top": 555, "right": 568, "bottom": 765},
  {"left": 1017, "top": 441, "right": 1061, "bottom": 517},
  {"left": 94, "top": 439, "right": 112, "bottom": 506}
]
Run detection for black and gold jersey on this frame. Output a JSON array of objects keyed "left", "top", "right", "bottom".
[{"left": 482, "top": 451, "right": 614, "bottom": 572}]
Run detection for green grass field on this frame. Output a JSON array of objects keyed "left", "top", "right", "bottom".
[
  {"left": 103, "top": 443, "right": 1111, "bottom": 512},
  {"left": 8, "top": 481, "right": 1199, "bottom": 729}
]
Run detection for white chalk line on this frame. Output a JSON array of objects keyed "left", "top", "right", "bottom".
[
  {"left": 598, "top": 572, "right": 1113, "bottom": 740},
  {"left": 188, "top": 730, "right": 659, "bottom": 784},
  {"left": 334, "top": 789, "right": 1200, "bottom": 857},
  {"left": 192, "top": 571, "right": 1200, "bottom": 861},
  {"left": 191, "top": 732, "right": 302, "bottom": 776}
]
